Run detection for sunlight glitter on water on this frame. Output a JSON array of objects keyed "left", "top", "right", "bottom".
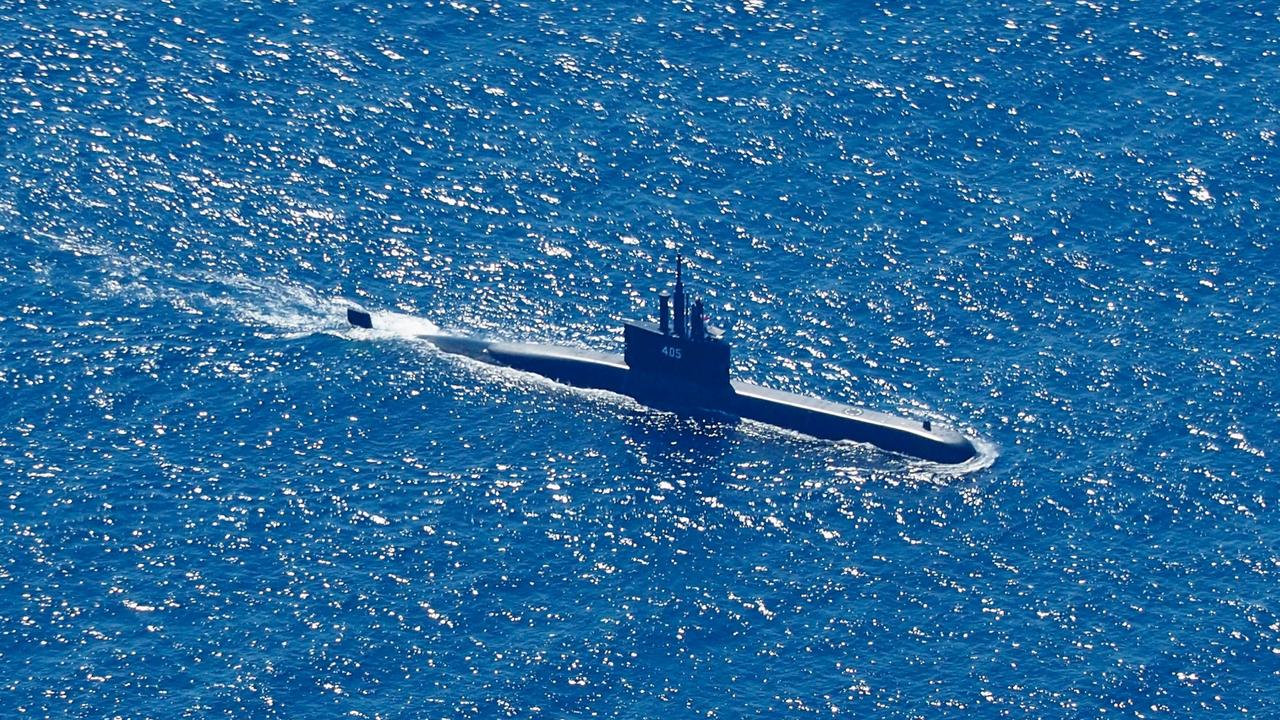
[{"left": 3, "top": 0, "right": 1278, "bottom": 716}]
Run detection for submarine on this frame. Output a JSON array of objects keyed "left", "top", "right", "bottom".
[{"left": 347, "top": 256, "right": 978, "bottom": 464}]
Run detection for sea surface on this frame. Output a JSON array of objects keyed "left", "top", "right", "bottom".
[{"left": 2, "top": 0, "right": 1277, "bottom": 717}]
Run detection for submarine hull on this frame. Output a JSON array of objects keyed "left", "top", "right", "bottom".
[
  {"left": 363, "top": 319, "right": 977, "bottom": 464},
  {"left": 728, "top": 382, "right": 976, "bottom": 464}
]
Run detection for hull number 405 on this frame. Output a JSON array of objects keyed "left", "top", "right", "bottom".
[{"left": 661, "top": 346, "right": 682, "bottom": 359}]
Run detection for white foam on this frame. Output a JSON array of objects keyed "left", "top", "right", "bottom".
[
  {"left": 901, "top": 436, "right": 1000, "bottom": 483},
  {"left": 227, "top": 281, "right": 351, "bottom": 339},
  {"left": 367, "top": 310, "right": 439, "bottom": 339}
]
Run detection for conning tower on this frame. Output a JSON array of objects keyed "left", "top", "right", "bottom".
[{"left": 623, "top": 254, "right": 730, "bottom": 391}]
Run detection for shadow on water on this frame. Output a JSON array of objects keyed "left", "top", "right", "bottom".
[{"left": 618, "top": 404, "right": 739, "bottom": 492}]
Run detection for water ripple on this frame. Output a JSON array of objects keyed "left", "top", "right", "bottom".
[{"left": 2, "top": 0, "right": 1277, "bottom": 717}]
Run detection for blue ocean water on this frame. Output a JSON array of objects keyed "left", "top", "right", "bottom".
[{"left": 2, "top": 0, "right": 1277, "bottom": 716}]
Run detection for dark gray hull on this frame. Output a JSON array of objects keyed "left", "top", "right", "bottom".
[{"left": 402, "top": 328, "right": 977, "bottom": 464}]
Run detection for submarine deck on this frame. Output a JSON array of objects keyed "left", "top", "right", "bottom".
[
  {"left": 729, "top": 381, "right": 975, "bottom": 463},
  {"left": 414, "top": 333, "right": 975, "bottom": 462},
  {"left": 731, "top": 381, "right": 934, "bottom": 436}
]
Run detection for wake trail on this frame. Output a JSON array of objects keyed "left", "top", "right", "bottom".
[
  {"left": 192, "top": 273, "right": 441, "bottom": 343},
  {"left": 185, "top": 275, "right": 440, "bottom": 344},
  {"left": 37, "top": 229, "right": 439, "bottom": 343}
]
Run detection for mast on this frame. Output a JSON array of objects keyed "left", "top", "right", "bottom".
[{"left": 672, "top": 253, "right": 686, "bottom": 338}]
